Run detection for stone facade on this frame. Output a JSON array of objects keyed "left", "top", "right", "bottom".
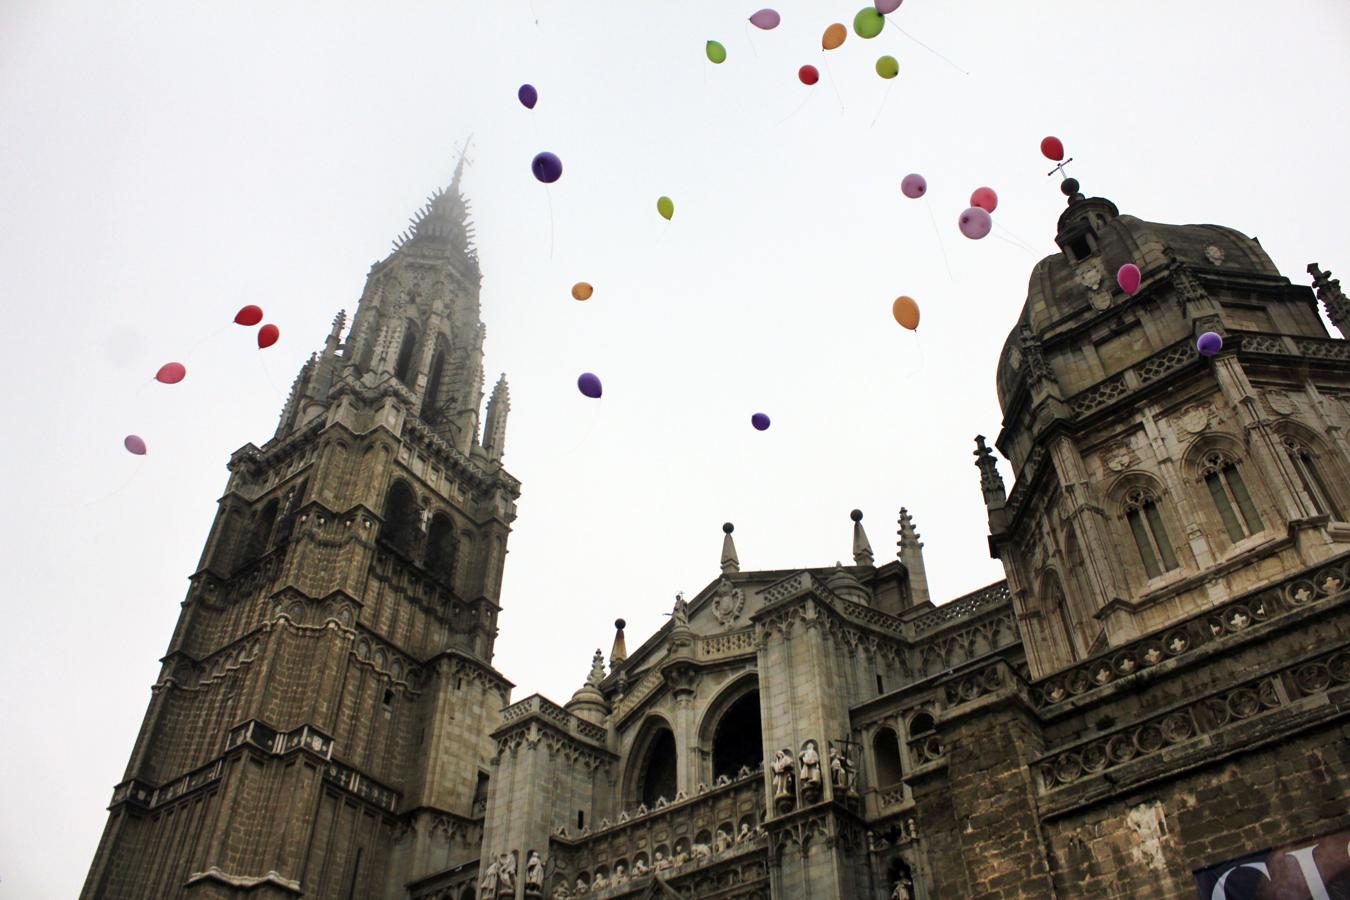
[{"left": 83, "top": 172, "right": 1350, "bottom": 899}]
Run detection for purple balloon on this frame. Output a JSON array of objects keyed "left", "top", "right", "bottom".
[
  {"left": 751, "top": 412, "right": 771, "bottom": 431},
  {"left": 875, "top": 0, "right": 902, "bottom": 12},
  {"left": 577, "top": 372, "right": 602, "bottom": 399},
  {"left": 124, "top": 434, "right": 147, "bottom": 455},
  {"left": 518, "top": 84, "right": 538, "bottom": 109},
  {"left": 748, "top": 8, "right": 781, "bottom": 29},
  {"left": 1197, "top": 332, "right": 1223, "bottom": 357},
  {"left": 532, "top": 151, "right": 563, "bottom": 184},
  {"left": 900, "top": 173, "right": 926, "bottom": 199},
  {"left": 958, "top": 206, "right": 992, "bottom": 240}
]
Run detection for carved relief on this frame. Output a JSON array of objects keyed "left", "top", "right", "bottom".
[
  {"left": 711, "top": 578, "right": 746, "bottom": 626},
  {"left": 1263, "top": 389, "right": 1295, "bottom": 416},
  {"left": 1076, "top": 259, "right": 1105, "bottom": 291},
  {"left": 1103, "top": 441, "right": 1137, "bottom": 473},
  {"left": 1176, "top": 402, "right": 1215, "bottom": 436},
  {"left": 1204, "top": 244, "right": 1225, "bottom": 266}
]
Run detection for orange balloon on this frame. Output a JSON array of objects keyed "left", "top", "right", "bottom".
[
  {"left": 892, "top": 296, "right": 920, "bottom": 330},
  {"left": 572, "top": 282, "right": 594, "bottom": 301},
  {"left": 822, "top": 22, "right": 846, "bottom": 50}
]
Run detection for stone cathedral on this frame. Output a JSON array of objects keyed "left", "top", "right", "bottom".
[{"left": 82, "top": 162, "right": 1350, "bottom": 900}]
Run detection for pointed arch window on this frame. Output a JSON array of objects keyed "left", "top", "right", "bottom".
[
  {"left": 872, "top": 727, "right": 903, "bottom": 786},
  {"left": 1200, "top": 451, "right": 1262, "bottom": 541},
  {"left": 394, "top": 322, "right": 419, "bottom": 386},
  {"left": 425, "top": 513, "right": 458, "bottom": 587},
  {"left": 1123, "top": 487, "right": 1178, "bottom": 578},
  {"left": 1281, "top": 436, "right": 1343, "bottom": 519},
  {"left": 381, "top": 480, "right": 420, "bottom": 557},
  {"left": 422, "top": 342, "right": 448, "bottom": 424}
]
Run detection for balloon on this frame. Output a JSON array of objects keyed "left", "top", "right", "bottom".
[
  {"left": 1197, "top": 332, "right": 1223, "bottom": 357},
  {"left": 124, "top": 434, "right": 147, "bottom": 455},
  {"left": 853, "top": 7, "right": 885, "bottom": 38},
  {"left": 578, "top": 372, "right": 603, "bottom": 399},
  {"left": 531, "top": 151, "right": 563, "bottom": 184},
  {"left": 799, "top": 65, "right": 819, "bottom": 85},
  {"left": 155, "top": 362, "right": 186, "bottom": 384},
  {"left": 892, "top": 296, "right": 919, "bottom": 330},
  {"left": 657, "top": 196, "right": 674, "bottom": 220},
  {"left": 900, "top": 173, "right": 927, "bottom": 199},
  {"left": 258, "top": 324, "right": 280, "bottom": 349},
  {"left": 1117, "top": 263, "right": 1142, "bottom": 295},
  {"left": 234, "top": 305, "right": 263, "bottom": 326},
  {"left": 518, "top": 84, "right": 538, "bottom": 109},
  {"left": 875, "top": 55, "right": 898, "bottom": 79},
  {"left": 572, "top": 282, "right": 593, "bottom": 301},
  {"left": 751, "top": 413, "right": 771, "bottom": 431},
  {"left": 706, "top": 40, "right": 727, "bottom": 64},
  {"left": 1040, "top": 136, "right": 1065, "bottom": 162},
  {"left": 959, "top": 207, "right": 992, "bottom": 240},
  {"left": 822, "top": 23, "right": 846, "bottom": 50},
  {"left": 875, "top": 0, "right": 902, "bottom": 11},
  {"left": 970, "top": 187, "right": 998, "bottom": 213},
  {"left": 748, "top": 8, "right": 780, "bottom": 29}
]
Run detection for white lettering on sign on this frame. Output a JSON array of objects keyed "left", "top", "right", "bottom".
[{"left": 1209, "top": 862, "right": 1268, "bottom": 900}]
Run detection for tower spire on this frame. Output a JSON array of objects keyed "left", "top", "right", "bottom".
[
  {"left": 720, "top": 522, "right": 740, "bottom": 574},
  {"left": 1309, "top": 263, "right": 1349, "bottom": 338},
  {"left": 896, "top": 507, "right": 930, "bottom": 606},
  {"left": 850, "top": 510, "right": 874, "bottom": 566},
  {"left": 483, "top": 373, "right": 510, "bottom": 461}
]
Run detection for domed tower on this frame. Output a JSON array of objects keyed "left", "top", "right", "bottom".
[{"left": 979, "top": 185, "right": 1350, "bottom": 679}]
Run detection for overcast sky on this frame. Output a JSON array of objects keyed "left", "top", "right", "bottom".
[{"left": 1, "top": 1, "right": 1348, "bottom": 896}]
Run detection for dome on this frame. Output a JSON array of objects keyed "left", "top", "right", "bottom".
[{"left": 995, "top": 193, "right": 1281, "bottom": 414}]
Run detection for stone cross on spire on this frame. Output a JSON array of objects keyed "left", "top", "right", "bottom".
[{"left": 1308, "top": 263, "right": 1349, "bottom": 338}]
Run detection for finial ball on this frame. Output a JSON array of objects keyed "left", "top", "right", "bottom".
[
  {"left": 615, "top": 618, "right": 626, "bottom": 630},
  {"left": 722, "top": 522, "right": 734, "bottom": 534},
  {"left": 850, "top": 509, "right": 863, "bottom": 522},
  {"left": 1061, "top": 177, "right": 1080, "bottom": 197}
]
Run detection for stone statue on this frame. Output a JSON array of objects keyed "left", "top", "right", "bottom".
[
  {"left": 829, "top": 742, "right": 855, "bottom": 794},
  {"left": 799, "top": 740, "right": 822, "bottom": 794},
  {"left": 479, "top": 858, "right": 499, "bottom": 897},
  {"left": 692, "top": 842, "right": 711, "bottom": 859},
  {"left": 573, "top": 877, "right": 589, "bottom": 895},
  {"left": 525, "top": 850, "right": 545, "bottom": 893},
  {"left": 498, "top": 852, "right": 517, "bottom": 893},
  {"left": 771, "top": 749, "right": 795, "bottom": 798},
  {"left": 736, "top": 822, "right": 753, "bottom": 844},
  {"left": 592, "top": 871, "right": 608, "bottom": 890},
  {"left": 671, "top": 592, "right": 690, "bottom": 627},
  {"left": 612, "top": 864, "right": 626, "bottom": 884},
  {"left": 631, "top": 858, "right": 649, "bottom": 877},
  {"left": 714, "top": 827, "right": 734, "bottom": 853},
  {"left": 653, "top": 850, "right": 670, "bottom": 871},
  {"left": 551, "top": 882, "right": 571, "bottom": 899},
  {"left": 906, "top": 818, "right": 919, "bottom": 839},
  {"left": 891, "top": 874, "right": 914, "bottom": 900}
]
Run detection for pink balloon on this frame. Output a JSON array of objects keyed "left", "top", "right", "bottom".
[
  {"left": 958, "top": 207, "right": 992, "bottom": 240},
  {"left": 875, "top": 0, "right": 902, "bottom": 12},
  {"left": 124, "top": 434, "right": 147, "bottom": 455},
  {"left": 155, "top": 362, "right": 186, "bottom": 384},
  {"left": 1117, "top": 263, "right": 1142, "bottom": 295},
  {"left": 900, "top": 173, "right": 927, "bottom": 199},
  {"left": 970, "top": 187, "right": 998, "bottom": 213},
  {"left": 748, "top": 8, "right": 780, "bottom": 29}
]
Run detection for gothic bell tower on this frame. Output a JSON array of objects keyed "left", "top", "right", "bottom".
[{"left": 82, "top": 159, "right": 520, "bottom": 899}]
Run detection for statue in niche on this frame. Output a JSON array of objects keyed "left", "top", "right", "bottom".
[
  {"left": 631, "top": 858, "right": 649, "bottom": 877},
  {"left": 736, "top": 822, "right": 753, "bottom": 844},
  {"left": 551, "top": 883, "right": 571, "bottom": 899},
  {"left": 479, "top": 857, "right": 499, "bottom": 897},
  {"left": 692, "top": 841, "right": 711, "bottom": 859},
  {"left": 891, "top": 874, "right": 914, "bottom": 900},
  {"left": 592, "top": 871, "right": 608, "bottom": 890},
  {"left": 771, "top": 749, "right": 795, "bottom": 799},
  {"left": 653, "top": 850, "right": 670, "bottom": 871},
  {"left": 525, "top": 850, "right": 545, "bottom": 895},
  {"left": 573, "top": 877, "right": 589, "bottom": 895},
  {"left": 799, "top": 740, "right": 822, "bottom": 801},
  {"left": 714, "top": 828, "right": 734, "bottom": 853},
  {"left": 612, "top": 864, "right": 626, "bottom": 884},
  {"left": 829, "top": 742, "right": 855, "bottom": 794},
  {"left": 498, "top": 852, "right": 517, "bottom": 894}
]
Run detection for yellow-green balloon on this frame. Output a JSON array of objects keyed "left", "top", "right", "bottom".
[
  {"left": 853, "top": 7, "right": 884, "bottom": 39},
  {"left": 706, "top": 40, "right": 727, "bottom": 64},
  {"left": 657, "top": 196, "right": 675, "bottom": 220},
  {"left": 876, "top": 55, "right": 899, "bottom": 79}
]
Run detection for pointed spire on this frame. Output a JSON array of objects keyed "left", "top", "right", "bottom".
[
  {"left": 587, "top": 648, "right": 606, "bottom": 686},
  {"left": 897, "top": 507, "right": 930, "bottom": 606},
  {"left": 1309, "top": 263, "right": 1349, "bottom": 338},
  {"left": 850, "top": 510, "right": 874, "bottom": 566},
  {"left": 483, "top": 373, "right": 510, "bottom": 461},
  {"left": 610, "top": 618, "right": 628, "bottom": 670},
  {"left": 324, "top": 309, "right": 347, "bottom": 355},
  {"left": 720, "top": 522, "right": 740, "bottom": 574},
  {"left": 974, "top": 436, "right": 1007, "bottom": 509},
  {"left": 390, "top": 149, "right": 478, "bottom": 266}
]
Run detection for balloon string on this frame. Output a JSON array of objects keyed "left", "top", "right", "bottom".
[
  {"left": 989, "top": 229, "right": 1038, "bottom": 257},
  {"left": 993, "top": 221, "right": 1042, "bottom": 254},
  {"left": 924, "top": 197, "right": 954, "bottom": 281},
  {"left": 869, "top": 82, "right": 895, "bottom": 128},
  {"left": 744, "top": 21, "right": 759, "bottom": 58},
  {"left": 773, "top": 92, "right": 812, "bottom": 127},
  {"left": 821, "top": 56, "right": 845, "bottom": 114},
  {"left": 78, "top": 461, "right": 145, "bottom": 509},
  {"left": 900, "top": 331, "right": 926, "bottom": 379},
  {"left": 556, "top": 397, "right": 602, "bottom": 458},
  {"left": 888, "top": 20, "right": 970, "bottom": 76},
  {"left": 545, "top": 185, "right": 555, "bottom": 259},
  {"left": 257, "top": 350, "right": 287, "bottom": 396}
]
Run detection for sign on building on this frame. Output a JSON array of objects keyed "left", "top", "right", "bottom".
[{"left": 1194, "top": 831, "right": 1349, "bottom": 899}]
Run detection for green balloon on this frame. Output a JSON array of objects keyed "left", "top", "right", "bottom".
[
  {"left": 657, "top": 196, "right": 675, "bottom": 220},
  {"left": 876, "top": 55, "right": 899, "bottom": 79},
  {"left": 706, "top": 40, "right": 727, "bottom": 64},
  {"left": 853, "top": 7, "right": 884, "bottom": 39}
]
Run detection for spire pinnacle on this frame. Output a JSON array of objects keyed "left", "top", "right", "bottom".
[
  {"left": 587, "top": 649, "right": 605, "bottom": 686},
  {"left": 483, "top": 373, "right": 510, "bottom": 461},
  {"left": 1309, "top": 263, "right": 1349, "bottom": 337},
  {"left": 974, "top": 436, "right": 1007, "bottom": 509},
  {"left": 896, "top": 507, "right": 930, "bottom": 607},
  {"left": 390, "top": 148, "right": 478, "bottom": 265},
  {"left": 850, "top": 510, "right": 874, "bottom": 566},
  {"left": 720, "top": 522, "right": 740, "bottom": 574},
  {"left": 610, "top": 618, "right": 628, "bottom": 670}
]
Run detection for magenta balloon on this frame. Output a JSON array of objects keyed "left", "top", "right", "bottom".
[
  {"left": 875, "top": 0, "right": 902, "bottom": 12},
  {"left": 124, "top": 434, "right": 147, "bottom": 455},
  {"left": 577, "top": 372, "right": 603, "bottom": 399},
  {"left": 970, "top": 186, "right": 998, "bottom": 213},
  {"left": 748, "top": 8, "right": 781, "bottom": 29},
  {"left": 900, "top": 173, "right": 927, "bottom": 199},
  {"left": 1197, "top": 332, "right": 1223, "bottom": 357},
  {"left": 958, "top": 207, "right": 992, "bottom": 240},
  {"left": 1117, "top": 263, "right": 1142, "bottom": 295}
]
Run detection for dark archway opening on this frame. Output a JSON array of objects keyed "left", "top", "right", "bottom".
[
  {"left": 422, "top": 344, "right": 447, "bottom": 423},
  {"left": 639, "top": 729, "right": 677, "bottom": 807},
  {"left": 381, "top": 481, "right": 419, "bottom": 558},
  {"left": 873, "top": 727, "right": 903, "bottom": 786},
  {"left": 712, "top": 691, "right": 762, "bottom": 780},
  {"left": 425, "top": 514, "right": 458, "bottom": 587},
  {"left": 393, "top": 323, "right": 419, "bottom": 385}
]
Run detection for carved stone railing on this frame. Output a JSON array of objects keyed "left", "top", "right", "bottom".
[
  {"left": 909, "top": 582, "right": 1010, "bottom": 635},
  {"left": 1035, "top": 645, "right": 1350, "bottom": 795},
  {"left": 496, "top": 694, "right": 608, "bottom": 749},
  {"left": 1237, "top": 331, "right": 1350, "bottom": 362},
  {"left": 1031, "top": 557, "right": 1349, "bottom": 710},
  {"left": 906, "top": 734, "right": 943, "bottom": 767},
  {"left": 760, "top": 572, "right": 808, "bottom": 605},
  {"left": 698, "top": 627, "right": 756, "bottom": 660}
]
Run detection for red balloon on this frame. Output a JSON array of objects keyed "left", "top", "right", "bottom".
[
  {"left": 970, "top": 187, "right": 998, "bottom": 213},
  {"left": 1040, "top": 136, "right": 1065, "bottom": 162},
  {"left": 257, "top": 324, "right": 280, "bottom": 349},
  {"left": 234, "top": 305, "right": 263, "bottom": 326},
  {"left": 798, "top": 65, "right": 819, "bottom": 85},
  {"left": 155, "top": 362, "right": 186, "bottom": 384}
]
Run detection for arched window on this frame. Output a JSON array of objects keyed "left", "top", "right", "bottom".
[
  {"left": 872, "top": 727, "right": 903, "bottom": 786},
  {"left": 393, "top": 321, "right": 419, "bottom": 386},
  {"left": 1282, "top": 436, "right": 1343, "bottom": 519},
  {"left": 908, "top": 711, "right": 935, "bottom": 736},
  {"left": 425, "top": 513, "right": 458, "bottom": 586},
  {"left": 638, "top": 728, "right": 678, "bottom": 808},
  {"left": 241, "top": 498, "right": 280, "bottom": 563},
  {"left": 1200, "top": 451, "right": 1262, "bottom": 541},
  {"left": 381, "top": 481, "right": 419, "bottom": 557},
  {"left": 1123, "top": 486, "right": 1178, "bottom": 578},
  {"left": 272, "top": 478, "right": 308, "bottom": 546},
  {"left": 710, "top": 690, "right": 762, "bottom": 780},
  {"left": 422, "top": 341, "right": 448, "bottom": 424},
  {"left": 1044, "top": 574, "right": 1077, "bottom": 662}
]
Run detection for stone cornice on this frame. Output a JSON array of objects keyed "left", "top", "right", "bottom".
[{"left": 493, "top": 694, "right": 610, "bottom": 750}]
